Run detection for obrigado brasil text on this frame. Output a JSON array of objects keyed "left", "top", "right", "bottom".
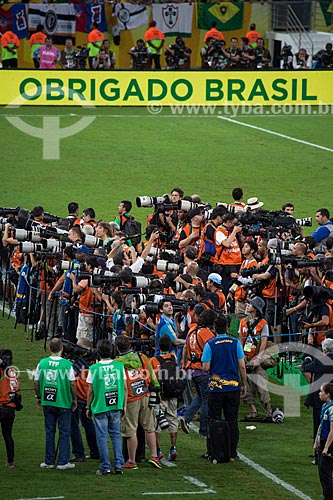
[{"left": 19, "top": 77, "right": 318, "bottom": 103}]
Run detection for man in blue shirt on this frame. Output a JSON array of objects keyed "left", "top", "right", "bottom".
[
  {"left": 155, "top": 299, "right": 185, "bottom": 356},
  {"left": 202, "top": 314, "right": 246, "bottom": 460},
  {"left": 312, "top": 209, "right": 333, "bottom": 244}
]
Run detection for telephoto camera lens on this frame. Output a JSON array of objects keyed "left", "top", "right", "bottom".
[
  {"left": 148, "top": 392, "right": 159, "bottom": 408},
  {"left": 158, "top": 410, "right": 170, "bottom": 430},
  {"left": 156, "top": 260, "right": 179, "bottom": 273}
]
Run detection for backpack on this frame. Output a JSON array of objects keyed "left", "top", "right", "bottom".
[
  {"left": 123, "top": 216, "right": 142, "bottom": 247},
  {"left": 157, "top": 356, "right": 186, "bottom": 399}
]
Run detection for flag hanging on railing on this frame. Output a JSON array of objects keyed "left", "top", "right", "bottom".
[
  {"left": 197, "top": 2, "right": 244, "bottom": 31},
  {"left": 0, "top": 4, "right": 28, "bottom": 39},
  {"left": 152, "top": 3, "right": 193, "bottom": 37}
]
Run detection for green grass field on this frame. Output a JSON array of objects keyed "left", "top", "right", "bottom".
[
  {"left": 1, "top": 105, "right": 332, "bottom": 221},
  {"left": 1, "top": 104, "right": 332, "bottom": 499}
]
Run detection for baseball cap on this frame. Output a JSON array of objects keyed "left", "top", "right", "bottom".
[
  {"left": 74, "top": 245, "right": 90, "bottom": 255},
  {"left": 208, "top": 273, "right": 222, "bottom": 285}
]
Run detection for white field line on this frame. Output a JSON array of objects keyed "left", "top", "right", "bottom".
[
  {"left": 142, "top": 475, "right": 216, "bottom": 496},
  {"left": 160, "top": 457, "right": 177, "bottom": 467},
  {"left": 0, "top": 114, "right": 210, "bottom": 118},
  {"left": 0, "top": 113, "right": 331, "bottom": 120},
  {"left": 188, "top": 423, "right": 314, "bottom": 500},
  {"left": 217, "top": 115, "right": 333, "bottom": 153},
  {"left": 13, "top": 497, "right": 65, "bottom": 500}
]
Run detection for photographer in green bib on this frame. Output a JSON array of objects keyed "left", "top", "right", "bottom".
[
  {"left": 34, "top": 338, "right": 77, "bottom": 469},
  {"left": 86, "top": 339, "right": 127, "bottom": 475}
]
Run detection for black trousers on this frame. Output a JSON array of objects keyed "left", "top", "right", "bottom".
[
  {"left": 2, "top": 59, "right": 18, "bottom": 69},
  {"left": 151, "top": 54, "right": 161, "bottom": 70},
  {"left": 207, "top": 391, "right": 240, "bottom": 458},
  {"left": 318, "top": 441, "right": 333, "bottom": 500},
  {"left": 0, "top": 406, "right": 15, "bottom": 463}
]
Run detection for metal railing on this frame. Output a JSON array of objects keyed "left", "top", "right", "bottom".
[
  {"left": 287, "top": 5, "right": 314, "bottom": 55},
  {"left": 271, "top": 1, "right": 314, "bottom": 55}
]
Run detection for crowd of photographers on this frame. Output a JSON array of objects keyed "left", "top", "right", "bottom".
[
  {"left": 2, "top": 19, "right": 333, "bottom": 71},
  {"left": 2, "top": 189, "right": 333, "bottom": 480}
]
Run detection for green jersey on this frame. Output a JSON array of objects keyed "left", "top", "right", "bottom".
[
  {"left": 88, "top": 360, "right": 125, "bottom": 414},
  {"left": 37, "top": 356, "right": 74, "bottom": 409}
]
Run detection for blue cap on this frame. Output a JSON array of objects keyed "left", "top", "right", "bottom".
[{"left": 74, "top": 245, "right": 90, "bottom": 255}]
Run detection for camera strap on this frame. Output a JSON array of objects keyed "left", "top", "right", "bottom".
[{"left": 245, "top": 317, "right": 262, "bottom": 347}]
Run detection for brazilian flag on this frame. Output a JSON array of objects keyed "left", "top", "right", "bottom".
[
  {"left": 319, "top": 0, "right": 333, "bottom": 26},
  {"left": 198, "top": 2, "right": 244, "bottom": 31}
]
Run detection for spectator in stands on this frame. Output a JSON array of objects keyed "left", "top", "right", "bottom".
[
  {"left": 29, "top": 24, "right": 46, "bottom": 69},
  {"left": 144, "top": 20, "right": 165, "bottom": 70},
  {"left": 88, "top": 22, "right": 104, "bottom": 70},
  {"left": 129, "top": 39, "right": 150, "bottom": 70},
  {"left": 60, "top": 39, "right": 77, "bottom": 70},
  {"left": 1, "top": 25, "right": 20, "bottom": 69},
  {"left": 245, "top": 23, "right": 261, "bottom": 47},
  {"left": 34, "top": 37, "right": 60, "bottom": 70},
  {"left": 294, "top": 48, "right": 311, "bottom": 70}
]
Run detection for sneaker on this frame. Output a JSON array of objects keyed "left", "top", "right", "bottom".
[
  {"left": 6, "top": 462, "right": 14, "bottom": 468},
  {"left": 230, "top": 455, "right": 240, "bottom": 462},
  {"left": 245, "top": 412, "right": 259, "bottom": 419},
  {"left": 168, "top": 448, "right": 177, "bottom": 461},
  {"left": 123, "top": 460, "right": 138, "bottom": 470},
  {"left": 96, "top": 469, "right": 111, "bottom": 475},
  {"left": 200, "top": 453, "right": 209, "bottom": 460},
  {"left": 114, "top": 468, "right": 123, "bottom": 475},
  {"left": 57, "top": 463, "right": 75, "bottom": 470},
  {"left": 148, "top": 456, "right": 163, "bottom": 469},
  {"left": 70, "top": 457, "right": 86, "bottom": 463},
  {"left": 180, "top": 417, "right": 189, "bottom": 434},
  {"left": 157, "top": 449, "right": 165, "bottom": 460},
  {"left": 40, "top": 462, "right": 55, "bottom": 469}
]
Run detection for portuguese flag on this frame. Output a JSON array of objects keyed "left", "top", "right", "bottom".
[{"left": 198, "top": 2, "right": 244, "bottom": 31}]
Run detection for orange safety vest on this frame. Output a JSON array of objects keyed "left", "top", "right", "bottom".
[
  {"left": 198, "top": 221, "right": 217, "bottom": 263},
  {"left": 125, "top": 353, "right": 152, "bottom": 403},
  {"left": 239, "top": 316, "right": 268, "bottom": 360},
  {"left": 235, "top": 258, "right": 258, "bottom": 302},
  {"left": 185, "top": 325, "right": 215, "bottom": 370},
  {"left": 214, "top": 226, "right": 242, "bottom": 265},
  {"left": 179, "top": 223, "right": 203, "bottom": 254}
]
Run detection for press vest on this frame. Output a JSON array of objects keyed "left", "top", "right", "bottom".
[{"left": 89, "top": 360, "right": 125, "bottom": 414}]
